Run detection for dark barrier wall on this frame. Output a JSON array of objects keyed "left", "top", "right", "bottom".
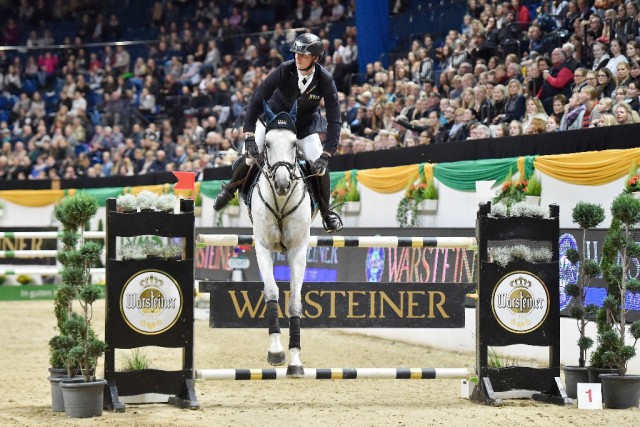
[{"left": 195, "top": 227, "right": 640, "bottom": 322}]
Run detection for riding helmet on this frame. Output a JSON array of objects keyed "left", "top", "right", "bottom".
[{"left": 290, "top": 33, "right": 324, "bottom": 57}]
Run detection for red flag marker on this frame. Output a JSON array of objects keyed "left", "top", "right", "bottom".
[{"left": 172, "top": 171, "right": 195, "bottom": 190}]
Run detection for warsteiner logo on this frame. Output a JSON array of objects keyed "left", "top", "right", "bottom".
[
  {"left": 120, "top": 270, "right": 183, "bottom": 335},
  {"left": 492, "top": 271, "right": 549, "bottom": 334}
]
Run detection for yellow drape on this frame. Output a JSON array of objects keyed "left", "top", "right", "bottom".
[
  {"left": 534, "top": 147, "right": 640, "bottom": 185},
  {"left": 355, "top": 164, "right": 421, "bottom": 193},
  {"left": 0, "top": 190, "right": 65, "bottom": 207}
]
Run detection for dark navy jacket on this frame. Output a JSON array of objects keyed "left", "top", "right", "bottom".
[{"left": 243, "top": 60, "right": 342, "bottom": 155}]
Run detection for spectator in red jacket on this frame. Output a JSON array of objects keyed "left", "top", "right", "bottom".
[{"left": 538, "top": 48, "right": 574, "bottom": 114}]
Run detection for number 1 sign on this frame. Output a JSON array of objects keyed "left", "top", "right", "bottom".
[{"left": 577, "top": 383, "right": 603, "bottom": 410}]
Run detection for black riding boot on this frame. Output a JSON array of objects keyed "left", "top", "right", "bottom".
[
  {"left": 318, "top": 172, "right": 343, "bottom": 233},
  {"left": 213, "top": 161, "right": 250, "bottom": 211}
]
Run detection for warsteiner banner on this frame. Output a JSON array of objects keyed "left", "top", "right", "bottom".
[
  {"left": 200, "top": 281, "right": 472, "bottom": 328},
  {"left": 195, "top": 227, "right": 640, "bottom": 322}
]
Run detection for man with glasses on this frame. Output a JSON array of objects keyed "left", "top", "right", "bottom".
[
  {"left": 538, "top": 48, "right": 574, "bottom": 114},
  {"left": 440, "top": 107, "right": 456, "bottom": 142}
]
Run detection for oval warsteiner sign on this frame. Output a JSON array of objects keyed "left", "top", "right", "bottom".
[
  {"left": 491, "top": 271, "right": 549, "bottom": 334},
  {"left": 120, "top": 270, "right": 183, "bottom": 335}
]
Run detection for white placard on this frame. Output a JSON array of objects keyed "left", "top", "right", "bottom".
[
  {"left": 460, "top": 379, "right": 470, "bottom": 399},
  {"left": 577, "top": 383, "right": 602, "bottom": 410}
]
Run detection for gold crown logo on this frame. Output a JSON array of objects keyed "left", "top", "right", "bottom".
[
  {"left": 510, "top": 276, "right": 531, "bottom": 289},
  {"left": 140, "top": 274, "right": 163, "bottom": 289}
]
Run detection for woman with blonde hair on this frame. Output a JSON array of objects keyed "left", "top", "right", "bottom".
[
  {"left": 460, "top": 87, "right": 475, "bottom": 110},
  {"left": 613, "top": 102, "right": 638, "bottom": 124},
  {"left": 523, "top": 96, "right": 547, "bottom": 129}
]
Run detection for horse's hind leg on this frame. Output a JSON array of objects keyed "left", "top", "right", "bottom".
[
  {"left": 286, "top": 246, "right": 306, "bottom": 378},
  {"left": 255, "top": 243, "right": 286, "bottom": 366}
]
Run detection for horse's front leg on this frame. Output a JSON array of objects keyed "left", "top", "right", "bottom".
[
  {"left": 255, "top": 242, "right": 286, "bottom": 366},
  {"left": 286, "top": 245, "right": 307, "bottom": 378}
]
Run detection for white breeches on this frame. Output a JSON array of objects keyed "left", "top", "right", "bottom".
[{"left": 245, "top": 121, "right": 323, "bottom": 165}]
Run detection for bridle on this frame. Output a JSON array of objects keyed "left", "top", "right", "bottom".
[{"left": 256, "top": 132, "right": 308, "bottom": 229}]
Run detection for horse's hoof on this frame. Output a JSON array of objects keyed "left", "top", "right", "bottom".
[
  {"left": 267, "top": 351, "right": 286, "bottom": 366},
  {"left": 286, "top": 365, "right": 305, "bottom": 378}
]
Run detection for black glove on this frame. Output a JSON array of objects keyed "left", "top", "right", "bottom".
[
  {"left": 244, "top": 135, "right": 259, "bottom": 159},
  {"left": 314, "top": 153, "right": 331, "bottom": 175}
]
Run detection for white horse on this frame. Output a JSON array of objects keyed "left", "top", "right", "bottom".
[{"left": 249, "top": 102, "right": 313, "bottom": 378}]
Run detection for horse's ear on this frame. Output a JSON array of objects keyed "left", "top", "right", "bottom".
[
  {"left": 263, "top": 101, "right": 275, "bottom": 122},
  {"left": 289, "top": 101, "right": 297, "bottom": 124}
]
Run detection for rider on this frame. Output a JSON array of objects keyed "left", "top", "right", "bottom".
[{"left": 213, "top": 32, "right": 343, "bottom": 233}]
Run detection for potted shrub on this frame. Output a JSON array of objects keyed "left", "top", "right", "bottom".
[
  {"left": 396, "top": 174, "right": 439, "bottom": 227},
  {"left": 592, "top": 193, "right": 640, "bottom": 409},
  {"left": 156, "top": 193, "right": 177, "bottom": 213},
  {"left": 116, "top": 194, "right": 137, "bottom": 213},
  {"left": 331, "top": 176, "right": 361, "bottom": 214},
  {"left": 51, "top": 192, "right": 108, "bottom": 418},
  {"left": 524, "top": 174, "right": 542, "bottom": 205},
  {"left": 562, "top": 202, "right": 605, "bottom": 398}
]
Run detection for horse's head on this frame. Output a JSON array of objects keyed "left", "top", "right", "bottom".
[{"left": 263, "top": 102, "right": 298, "bottom": 197}]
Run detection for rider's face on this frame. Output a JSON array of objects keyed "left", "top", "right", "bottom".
[{"left": 295, "top": 52, "right": 315, "bottom": 72}]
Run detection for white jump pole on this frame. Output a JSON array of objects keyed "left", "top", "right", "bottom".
[
  {"left": 0, "top": 267, "right": 106, "bottom": 276},
  {"left": 196, "top": 367, "right": 471, "bottom": 380},
  {"left": 197, "top": 234, "right": 477, "bottom": 249},
  {"left": 0, "top": 250, "right": 59, "bottom": 258},
  {"left": 0, "top": 231, "right": 105, "bottom": 239}
]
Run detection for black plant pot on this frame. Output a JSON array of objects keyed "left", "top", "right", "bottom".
[
  {"left": 587, "top": 366, "right": 617, "bottom": 383},
  {"left": 563, "top": 366, "right": 589, "bottom": 399},
  {"left": 601, "top": 374, "right": 640, "bottom": 409}
]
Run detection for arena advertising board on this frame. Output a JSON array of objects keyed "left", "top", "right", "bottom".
[{"left": 195, "top": 227, "right": 640, "bottom": 322}]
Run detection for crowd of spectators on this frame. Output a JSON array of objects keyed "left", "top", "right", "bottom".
[{"left": 1, "top": 0, "right": 640, "bottom": 183}]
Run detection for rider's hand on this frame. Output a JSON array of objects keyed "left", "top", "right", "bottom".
[
  {"left": 244, "top": 135, "right": 259, "bottom": 159},
  {"left": 314, "top": 153, "right": 331, "bottom": 175}
]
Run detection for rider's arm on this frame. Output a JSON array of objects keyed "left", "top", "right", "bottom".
[{"left": 319, "top": 69, "right": 342, "bottom": 155}]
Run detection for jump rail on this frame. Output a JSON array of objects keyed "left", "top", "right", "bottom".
[
  {"left": 0, "top": 250, "right": 58, "bottom": 258},
  {"left": 198, "top": 234, "right": 477, "bottom": 249},
  {"left": 196, "top": 367, "right": 471, "bottom": 381},
  {"left": 0, "top": 267, "right": 105, "bottom": 276}
]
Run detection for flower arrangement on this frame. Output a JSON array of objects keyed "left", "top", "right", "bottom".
[
  {"left": 330, "top": 177, "right": 361, "bottom": 207},
  {"left": 493, "top": 169, "right": 527, "bottom": 207},
  {"left": 624, "top": 165, "right": 640, "bottom": 194},
  {"left": 396, "top": 174, "right": 438, "bottom": 228},
  {"left": 116, "top": 194, "right": 137, "bottom": 212},
  {"left": 136, "top": 190, "right": 158, "bottom": 211},
  {"left": 156, "top": 194, "right": 177, "bottom": 212}
]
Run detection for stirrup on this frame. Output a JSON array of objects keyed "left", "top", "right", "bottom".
[{"left": 322, "top": 211, "right": 343, "bottom": 233}]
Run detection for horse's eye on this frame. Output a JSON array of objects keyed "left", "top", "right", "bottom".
[{"left": 265, "top": 142, "right": 270, "bottom": 149}]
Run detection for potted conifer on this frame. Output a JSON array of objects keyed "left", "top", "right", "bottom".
[
  {"left": 562, "top": 202, "right": 605, "bottom": 398},
  {"left": 50, "top": 192, "right": 108, "bottom": 418},
  {"left": 592, "top": 193, "right": 640, "bottom": 408}
]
